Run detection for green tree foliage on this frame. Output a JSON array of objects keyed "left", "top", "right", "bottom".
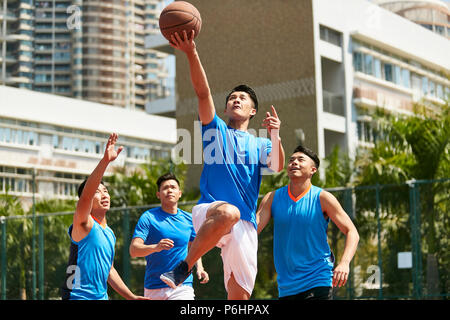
[
  {"left": 0, "top": 191, "right": 29, "bottom": 299},
  {"left": 33, "top": 199, "right": 76, "bottom": 299},
  {"left": 353, "top": 101, "right": 449, "bottom": 298},
  {"left": 106, "top": 159, "right": 189, "bottom": 207}
]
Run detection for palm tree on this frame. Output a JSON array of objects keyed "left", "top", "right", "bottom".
[
  {"left": 0, "top": 190, "right": 29, "bottom": 299},
  {"left": 355, "top": 100, "right": 450, "bottom": 298}
]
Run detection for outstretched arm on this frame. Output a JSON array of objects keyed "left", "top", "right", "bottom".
[
  {"left": 320, "top": 190, "right": 359, "bottom": 288},
  {"left": 170, "top": 30, "right": 215, "bottom": 125},
  {"left": 72, "top": 133, "right": 123, "bottom": 241}
]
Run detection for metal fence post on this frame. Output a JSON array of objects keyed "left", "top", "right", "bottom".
[
  {"left": 343, "top": 188, "right": 355, "bottom": 299},
  {"left": 31, "top": 169, "right": 37, "bottom": 300},
  {"left": 122, "top": 209, "right": 130, "bottom": 286},
  {"left": 38, "top": 216, "right": 44, "bottom": 300},
  {"left": 375, "top": 184, "right": 383, "bottom": 299},
  {"left": 1, "top": 216, "right": 6, "bottom": 300},
  {"left": 408, "top": 180, "right": 423, "bottom": 299}
]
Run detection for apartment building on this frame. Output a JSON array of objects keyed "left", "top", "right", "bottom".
[
  {"left": 373, "top": 0, "right": 450, "bottom": 39},
  {"left": 0, "top": 0, "right": 171, "bottom": 111}
]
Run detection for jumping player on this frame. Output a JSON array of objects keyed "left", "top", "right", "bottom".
[
  {"left": 160, "top": 30, "right": 285, "bottom": 300},
  {"left": 257, "top": 145, "right": 359, "bottom": 300}
]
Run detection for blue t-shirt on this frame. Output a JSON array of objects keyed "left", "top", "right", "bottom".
[
  {"left": 132, "top": 207, "right": 196, "bottom": 289},
  {"left": 199, "top": 114, "right": 272, "bottom": 229},
  {"left": 271, "top": 185, "right": 334, "bottom": 297},
  {"left": 66, "top": 221, "right": 116, "bottom": 300}
]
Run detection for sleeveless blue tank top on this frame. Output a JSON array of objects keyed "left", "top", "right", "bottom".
[
  {"left": 65, "top": 220, "right": 116, "bottom": 300},
  {"left": 271, "top": 184, "right": 334, "bottom": 297}
]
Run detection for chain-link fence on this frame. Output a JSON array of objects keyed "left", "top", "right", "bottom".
[
  {"left": 329, "top": 179, "right": 449, "bottom": 299},
  {"left": 0, "top": 179, "right": 448, "bottom": 300}
]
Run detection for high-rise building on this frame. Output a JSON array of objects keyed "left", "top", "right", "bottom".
[
  {"left": 373, "top": 0, "right": 450, "bottom": 39},
  {"left": 0, "top": 0, "right": 171, "bottom": 110},
  {"left": 0, "top": 0, "right": 34, "bottom": 89}
]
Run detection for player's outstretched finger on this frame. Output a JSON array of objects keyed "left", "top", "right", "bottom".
[{"left": 271, "top": 105, "right": 279, "bottom": 118}]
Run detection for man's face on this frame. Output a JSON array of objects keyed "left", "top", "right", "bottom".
[
  {"left": 287, "top": 152, "right": 317, "bottom": 180},
  {"left": 157, "top": 179, "right": 182, "bottom": 205},
  {"left": 224, "top": 91, "right": 256, "bottom": 121},
  {"left": 91, "top": 184, "right": 110, "bottom": 211}
]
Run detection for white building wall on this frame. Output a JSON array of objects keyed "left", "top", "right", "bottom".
[
  {"left": 0, "top": 85, "right": 177, "bottom": 206},
  {"left": 313, "top": 0, "right": 450, "bottom": 160}
]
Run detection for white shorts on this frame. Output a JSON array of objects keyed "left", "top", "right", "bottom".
[
  {"left": 192, "top": 202, "right": 258, "bottom": 296},
  {"left": 144, "top": 285, "right": 194, "bottom": 300}
]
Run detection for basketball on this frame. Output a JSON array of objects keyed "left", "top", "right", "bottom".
[{"left": 159, "top": 1, "right": 202, "bottom": 42}]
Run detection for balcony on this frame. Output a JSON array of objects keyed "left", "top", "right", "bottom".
[
  {"left": 323, "top": 90, "right": 345, "bottom": 116},
  {"left": 321, "top": 91, "right": 346, "bottom": 134},
  {"left": 353, "top": 85, "right": 414, "bottom": 114}
]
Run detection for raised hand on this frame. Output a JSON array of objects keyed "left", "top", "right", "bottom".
[
  {"left": 169, "top": 30, "right": 196, "bottom": 54},
  {"left": 262, "top": 105, "right": 281, "bottom": 135},
  {"left": 103, "top": 133, "right": 124, "bottom": 163}
]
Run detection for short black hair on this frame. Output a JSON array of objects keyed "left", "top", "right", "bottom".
[
  {"left": 293, "top": 145, "right": 320, "bottom": 169},
  {"left": 156, "top": 173, "right": 180, "bottom": 191},
  {"left": 77, "top": 179, "right": 106, "bottom": 198},
  {"left": 225, "top": 84, "right": 258, "bottom": 119}
]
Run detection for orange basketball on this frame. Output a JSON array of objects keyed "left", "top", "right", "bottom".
[{"left": 159, "top": 1, "right": 202, "bottom": 42}]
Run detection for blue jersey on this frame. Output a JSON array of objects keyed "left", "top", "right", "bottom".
[
  {"left": 132, "top": 207, "right": 196, "bottom": 289},
  {"left": 199, "top": 114, "right": 272, "bottom": 229},
  {"left": 63, "top": 220, "right": 116, "bottom": 300},
  {"left": 271, "top": 185, "right": 334, "bottom": 297}
]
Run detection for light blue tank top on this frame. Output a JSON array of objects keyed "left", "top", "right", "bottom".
[
  {"left": 271, "top": 184, "right": 334, "bottom": 297},
  {"left": 68, "top": 220, "right": 116, "bottom": 300}
]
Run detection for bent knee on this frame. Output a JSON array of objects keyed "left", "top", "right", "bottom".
[{"left": 211, "top": 203, "right": 240, "bottom": 225}]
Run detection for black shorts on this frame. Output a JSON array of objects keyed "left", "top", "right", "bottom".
[{"left": 279, "top": 286, "right": 333, "bottom": 300}]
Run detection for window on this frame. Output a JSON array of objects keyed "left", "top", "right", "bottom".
[
  {"left": 436, "top": 84, "right": 444, "bottom": 99},
  {"left": 422, "top": 77, "right": 428, "bottom": 95},
  {"left": 374, "top": 58, "right": 382, "bottom": 79},
  {"left": 320, "top": 25, "right": 342, "bottom": 46},
  {"left": 428, "top": 80, "right": 436, "bottom": 97},
  {"left": 411, "top": 73, "right": 421, "bottom": 92},
  {"left": 393, "top": 65, "right": 401, "bottom": 85},
  {"left": 53, "top": 135, "right": 59, "bottom": 148},
  {"left": 401, "top": 69, "right": 410, "bottom": 88},
  {"left": 364, "top": 54, "right": 373, "bottom": 75},
  {"left": 384, "top": 63, "right": 393, "bottom": 82},
  {"left": 0, "top": 127, "right": 36, "bottom": 146},
  {"left": 357, "top": 116, "right": 376, "bottom": 144}
]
